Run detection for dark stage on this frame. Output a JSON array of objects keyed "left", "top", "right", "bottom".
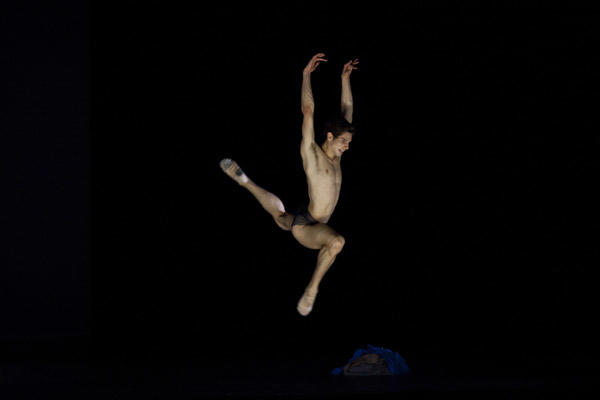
[{"left": 3, "top": 1, "right": 599, "bottom": 398}]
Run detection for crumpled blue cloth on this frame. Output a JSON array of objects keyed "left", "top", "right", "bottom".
[{"left": 331, "top": 344, "right": 410, "bottom": 376}]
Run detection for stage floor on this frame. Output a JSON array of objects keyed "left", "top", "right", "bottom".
[{"left": 1, "top": 357, "right": 597, "bottom": 399}]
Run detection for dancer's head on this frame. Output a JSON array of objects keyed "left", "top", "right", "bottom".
[{"left": 322, "top": 116, "right": 355, "bottom": 158}]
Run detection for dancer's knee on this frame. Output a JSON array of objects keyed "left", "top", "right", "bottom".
[
  {"left": 274, "top": 212, "right": 292, "bottom": 231},
  {"left": 327, "top": 235, "right": 345, "bottom": 254}
]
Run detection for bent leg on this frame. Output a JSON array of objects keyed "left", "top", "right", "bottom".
[
  {"left": 292, "top": 223, "right": 345, "bottom": 316},
  {"left": 243, "top": 180, "right": 294, "bottom": 230},
  {"left": 220, "top": 158, "right": 293, "bottom": 231}
]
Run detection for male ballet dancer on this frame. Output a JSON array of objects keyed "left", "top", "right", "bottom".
[{"left": 220, "top": 53, "right": 358, "bottom": 316}]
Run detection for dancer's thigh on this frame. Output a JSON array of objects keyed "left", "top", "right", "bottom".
[{"left": 291, "top": 223, "right": 341, "bottom": 250}]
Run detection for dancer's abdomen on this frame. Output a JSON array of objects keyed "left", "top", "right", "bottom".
[{"left": 306, "top": 169, "right": 341, "bottom": 223}]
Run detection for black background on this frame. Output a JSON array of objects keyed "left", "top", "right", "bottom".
[
  {"left": 4, "top": 1, "right": 600, "bottom": 375},
  {"left": 2, "top": 2, "right": 89, "bottom": 352}
]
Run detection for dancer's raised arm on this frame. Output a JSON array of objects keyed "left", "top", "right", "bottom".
[
  {"left": 301, "top": 53, "right": 327, "bottom": 150},
  {"left": 340, "top": 58, "right": 359, "bottom": 123}
]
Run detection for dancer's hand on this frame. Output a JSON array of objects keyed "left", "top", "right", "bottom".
[
  {"left": 303, "top": 53, "right": 327, "bottom": 75},
  {"left": 342, "top": 58, "right": 359, "bottom": 78}
]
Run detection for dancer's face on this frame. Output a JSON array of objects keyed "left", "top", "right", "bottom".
[{"left": 327, "top": 131, "right": 353, "bottom": 157}]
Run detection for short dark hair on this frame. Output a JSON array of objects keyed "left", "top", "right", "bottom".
[{"left": 321, "top": 115, "right": 356, "bottom": 143}]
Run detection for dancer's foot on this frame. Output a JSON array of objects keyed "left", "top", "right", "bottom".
[
  {"left": 219, "top": 158, "right": 249, "bottom": 185},
  {"left": 297, "top": 289, "right": 318, "bottom": 316}
]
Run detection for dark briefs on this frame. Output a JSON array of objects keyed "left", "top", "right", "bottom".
[{"left": 292, "top": 208, "right": 319, "bottom": 227}]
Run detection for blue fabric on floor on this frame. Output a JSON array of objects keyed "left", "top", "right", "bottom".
[{"left": 331, "top": 344, "right": 410, "bottom": 376}]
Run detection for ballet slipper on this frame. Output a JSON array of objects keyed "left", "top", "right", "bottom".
[
  {"left": 297, "top": 290, "right": 318, "bottom": 316},
  {"left": 219, "top": 158, "right": 248, "bottom": 185}
]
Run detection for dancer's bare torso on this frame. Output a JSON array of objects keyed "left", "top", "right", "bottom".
[{"left": 301, "top": 143, "right": 342, "bottom": 223}]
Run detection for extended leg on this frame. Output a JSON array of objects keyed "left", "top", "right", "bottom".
[
  {"left": 292, "top": 223, "right": 345, "bottom": 316},
  {"left": 220, "top": 158, "right": 293, "bottom": 230}
]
